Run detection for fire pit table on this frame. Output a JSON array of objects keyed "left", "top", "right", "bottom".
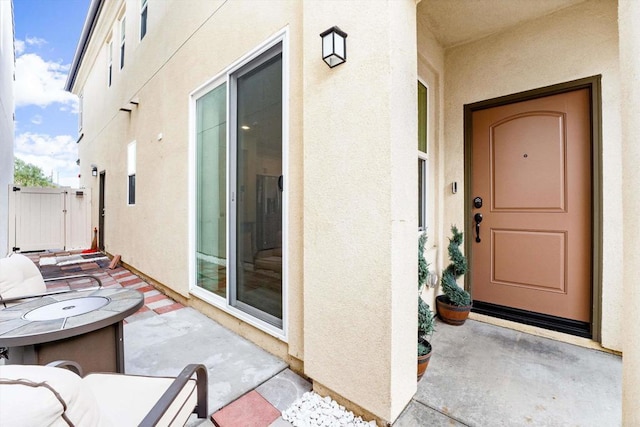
[{"left": 0, "top": 288, "right": 143, "bottom": 374}]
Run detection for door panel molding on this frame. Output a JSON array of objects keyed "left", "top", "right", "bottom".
[
  {"left": 464, "top": 75, "right": 602, "bottom": 341},
  {"left": 490, "top": 112, "right": 568, "bottom": 212},
  {"left": 491, "top": 229, "right": 567, "bottom": 293}
]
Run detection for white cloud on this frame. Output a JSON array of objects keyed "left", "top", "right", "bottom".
[
  {"left": 15, "top": 36, "right": 47, "bottom": 55},
  {"left": 30, "top": 115, "right": 43, "bottom": 125},
  {"left": 15, "top": 132, "right": 79, "bottom": 187},
  {"left": 15, "top": 53, "right": 78, "bottom": 110},
  {"left": 25, "top": 36, "right": 47, "bottom": 47},
  {"left": 14, "top": 39, "right": 25, "bottom": 55}
]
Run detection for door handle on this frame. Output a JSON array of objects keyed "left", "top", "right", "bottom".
[{"left": 474, "top": 213, "right": 483, "bottom": 243}]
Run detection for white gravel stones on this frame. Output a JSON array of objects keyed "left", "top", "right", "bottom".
[{"left": 281, "top": 392, "right": 376, "bottom": 427}]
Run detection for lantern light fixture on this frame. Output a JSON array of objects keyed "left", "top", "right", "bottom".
[
  {"left": 320, "top": 26, "right": 347, "bottom": 68},
  {"left": 91, "top": 164, "right": 98, "bottom": 177}
]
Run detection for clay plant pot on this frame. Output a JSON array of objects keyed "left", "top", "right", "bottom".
[
  {"left": 436, "top": 295, "right": 471, "bottom": 326},
  {"left": 417, "top": 340, "right": 432, "bottom": 381}
]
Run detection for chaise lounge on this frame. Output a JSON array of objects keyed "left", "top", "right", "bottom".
[
  {"left": 0, "top": 361, "right": 208, "bottom": 426},
  {"left": 0, "top": 253, "right": 103, "bottom": 307}
]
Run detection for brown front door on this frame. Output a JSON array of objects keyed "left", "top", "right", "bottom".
[{"left": 470, "top": 88, "right": 592, "bottom": 331}]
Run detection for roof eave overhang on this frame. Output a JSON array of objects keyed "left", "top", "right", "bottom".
[{"left": 65, "top": 0, "right": 104, "bottom": 93}]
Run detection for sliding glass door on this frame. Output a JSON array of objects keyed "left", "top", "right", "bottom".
[
  {"left": 195, "top": 42, "right": 283, "bottom": 329},
  {"left": 232, "top": 50, "right": 283, "bottom": 326}
]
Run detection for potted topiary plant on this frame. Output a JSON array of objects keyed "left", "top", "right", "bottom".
[
  {"left": 417, "top": 232, "right": 435, "bottom": 381},
  {"left": 436, "top": 225, "right": 472, "bottom": 325}
]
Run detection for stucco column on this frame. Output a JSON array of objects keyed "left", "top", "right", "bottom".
[
  {"left": 619, "top": 1, "right": 640, "bottom": 424},
  {"left": 301, "top": 1, "right": 417, "bottom": 423}
]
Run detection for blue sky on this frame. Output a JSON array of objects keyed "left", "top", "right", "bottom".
[{"left": 13, "top": 0, "right": 91, "bottom": 187}]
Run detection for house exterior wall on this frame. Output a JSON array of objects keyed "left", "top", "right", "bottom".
[
  {"left": 302, "top": 1, "right": 417, "bottom": 421},
  {"left": 76, "top": 0, "right": 300, "bottom": 300},
  {"left": 69, "top": 0, "right": 632, "bottom": 421},
  {"left": 416, "top": 7, "right": 446, "bottom": 306},
  {"left": 75, "top": 0, "right": 305, "bottom": 353},
  {"left": 441, "top": 0, "right": 623, "bottom": 351},
  {"left": 70, "top": 0, "right": 417, "bottom": 423},
  {"left": 0, "top": 0, "right": 15, "bottom": 257},
  {"left": 619, "top": 0, "right": 640, "bottom": 423}
]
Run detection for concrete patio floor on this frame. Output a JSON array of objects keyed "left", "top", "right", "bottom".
[
  {"left": 26, "top": 250, "right": 311, "bottom": 426},
  {"left": 396, "top": 319, "right": 622, "bottom": 426},
  {"left": 25, "top": 251, "right": 622, "bottom": 426}
]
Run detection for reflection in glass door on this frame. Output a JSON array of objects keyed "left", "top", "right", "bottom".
[
  {"left": 232, "top": 48, "right": 283, "bottom": 327},
  {"left": 196, "top": 84, "right": 227, "bottom": 299}
]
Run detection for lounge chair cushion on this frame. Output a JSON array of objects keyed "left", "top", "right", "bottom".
[
  {"left": 0, "top": 254, "right": 46, "bottom": 300},
  {"left": 84, "top": 372, "right": 198, "bottom": 426},
  {"left": 0, "top": 364, "right": 109, "bottom": 426}
]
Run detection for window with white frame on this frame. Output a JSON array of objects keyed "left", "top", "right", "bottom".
[
  {"left": 140, "top": 0, "right": 148, "bottom": 40},
  {"left": 107, "top": 38, "right": 113, "bottom": 86},
  {"left": 418, "top": 81, "right": 428, "bottom": 231},
  {"left": 127, "top": 141, "right": 136, "bottom": 205},
  {"left": 119, "top": 14, "right": 126, "bottom": 69}
]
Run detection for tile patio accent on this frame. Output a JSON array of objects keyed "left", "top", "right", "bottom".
[
  {"left": 211, "top": 390, "right": 280, "bottom": 427},
  {"left": 29, "top": 251, "right": 186, "bottom": 321}
]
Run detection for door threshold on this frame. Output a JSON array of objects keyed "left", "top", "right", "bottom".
[
  {"left": 468, "top": 312, "right": 619, "bottom": 354},
  {"left": 472, "top": 301, "right": 591, "bottom": 338}
]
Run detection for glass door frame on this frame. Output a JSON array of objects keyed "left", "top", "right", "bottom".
[
  {"left": 188, "top": 29, "right": 289, "bottom": 341},
  {"left": 229, "top": 44, "right": 284, "bottom": 328}
]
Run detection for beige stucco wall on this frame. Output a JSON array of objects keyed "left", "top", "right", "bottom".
[
  {"left": 72, "top": 0, "right": 421, "bottom": 422},
  {"left": 302, "top": 0, "right": 417, "bottom": 422},
  {"left": 70, "top": 0, "right": 628, "bottom": 422},
  {"left": 619, "top": 0, "right": 640, "bottom": 423},
  {"left": 73, "top": 0, "right": 306, "bottom": 358},
  {"left": 74, "top": 0, "right": 418, "bottom": 422},
  {"left": 416, "top": 4, "right": 446, "bottom": 307},
  {"left": 441, "top": 0, "right": 622, "bottom": 351},
  {"left": 0, "top": 0, "right": 14, "bottom": 257}
]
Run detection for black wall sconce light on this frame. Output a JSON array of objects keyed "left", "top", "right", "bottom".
[
  {"left": 320, "top": 26, "right": 347, "bottom": 68},
  {"left": 91, "top": 164, "right": 98, "bottom": 177}
]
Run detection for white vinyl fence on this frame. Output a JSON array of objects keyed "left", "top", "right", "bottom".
[{"left": 7, "top": 186, "right": 91, "bottom": 253}]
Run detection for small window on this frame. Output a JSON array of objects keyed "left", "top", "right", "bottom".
[
  {"left": 127, "top": 141, "right": 136, "bottom": 205},
  {"left": 418, "top": 81, "right": 428, "bottom": 230},
  {"left": 119, "top": 16, "right": 126, "bottom": 69},
  {"left": 418, "top": 82, "right": 427, "bottom": 155},
  {"left": 140, "top": 0, "right": 148, "bottom": 40},
  {"left": 107, "top": 39, "right": 113, "bottom": 86},
  {"left": 128, "top": 174, "right": 136, "bottom": 205}
]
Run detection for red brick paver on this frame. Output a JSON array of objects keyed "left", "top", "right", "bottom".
[
  {"left": 119, "top": 278, "right": 145, "bottom": 287},
  {"left": 211, "top": 391, "right": 280, "bottom": 427},
  {"left": 153, "top": 302, "right": 185, "bottom": 315},
  {"left": 137, "top": 285, "right": 155, "bottom": 294},
  {"left": 144, "top": 293, "right": 167, "bottom": 304}
]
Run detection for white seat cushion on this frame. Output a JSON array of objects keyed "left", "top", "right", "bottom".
[
  {"left": 83, "top": 372, "right": 197, "bottom": 427},
  {"left": 0, "top": 254, "right": 46, "bottom": 300},
  {"left": 0, "top": 365, "right": 109, "bottom": 426}
]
